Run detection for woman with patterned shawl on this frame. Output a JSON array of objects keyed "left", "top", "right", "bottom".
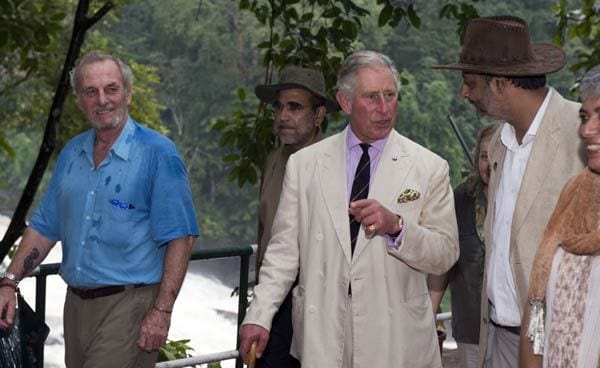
[{"left": 520, "top": 66, "right": 600, "bottom": 368}]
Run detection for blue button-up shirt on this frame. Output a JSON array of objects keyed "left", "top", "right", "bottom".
[{"left": 30, "top": 117, "right": 200, "bottom": 287}]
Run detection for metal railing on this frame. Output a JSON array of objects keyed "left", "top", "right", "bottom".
[
  {"left": 29, "top": 245, "right": 454, "bottom": 368},
  {"left": 29, "top": 244, "right": 254, "bottom": 368}
]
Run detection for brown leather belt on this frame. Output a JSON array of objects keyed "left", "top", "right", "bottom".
[
  {"left": 69, "top": 284, "right": 146, "bottom": 299},
  {"left": 491, "top": 320, "right": 521, "bottom": 336}
]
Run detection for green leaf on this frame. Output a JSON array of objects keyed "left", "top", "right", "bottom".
[
  {"left": 438, "top": 4, "right": 453, "bottom": 19},
  {"left": 322, "top": 7, "right": 341, "bottom": 18},
  {"left": 279, "top": 37, "right": 295, "bottom": 48},
  {"left": 0, "top": 135, "right": 15, "bottom": 159},
  {"left": 163, "top": 351, "right": 176, "bottom": 360},
  {"left": 50, "top": 12, "right": 67, "bottom": 21},
  {"left": 236, "top": 88, "right": 246, "bottom": 102},
  {"left": 0, "top": 30, "right": 8, "bottom": 49},
  {"left": 300, "top": 12, "right": 314, "bottom": 22},
  {"left": 224, "top": 153, "right": 240, "bottom": 163},
  {"left": 239, "top": 0, "right": 250, "bottom": 10},
  {"left": 341, "top": 20, "right": 357, "bottom": 39},
  {"left": 257, "top": 40, "right": 271, "bottom": 48},
  {"left": 407, "top": 5, "right": 421, "bottom": 29},
  {"left": 284, "top": 8, "right": 299, "bottom": 21},
  {"left": 378, "top": 5, "right": 393, "bottom": 27}
]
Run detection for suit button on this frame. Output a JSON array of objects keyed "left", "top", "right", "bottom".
[
  {"left": 309, "top": 305, "right": 316, "bottom": 313},
  {"left": 315, "top": 233, "right": 323, "bottom": 240}
]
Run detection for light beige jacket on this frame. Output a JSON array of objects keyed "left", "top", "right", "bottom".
[
  {"left": 477, "top": 90, "right": 585, "bottom": 366},
  {"left": 244, "top": 128, "right": 459, "bottom": 368}
]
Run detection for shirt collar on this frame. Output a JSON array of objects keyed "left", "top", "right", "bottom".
[
  {"left": 500, "top": 87, "right": 553, "bottom": 151},
  {"left": 345, "top": 125, "right": 389, "bottom": 154},
  {"left": 80, "top": 116, "right": 135, "bottom": 161},
  {"left": 111, "top": 117, "right": 135, "bottom": 160}
]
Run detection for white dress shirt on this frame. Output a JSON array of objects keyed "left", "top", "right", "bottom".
[{"left": 487, "top": 88, "right": 553, "bottom": 326}]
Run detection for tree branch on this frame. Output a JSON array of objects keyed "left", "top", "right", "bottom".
[
  {"left": 83, "top": 2, "right": 115, "bottom": 31},
  {"left": 0, "top": 68, "right": 34, "bottom": 97},
  {"left": 0, "top": 0, "right": 114, "bottom": 262}
]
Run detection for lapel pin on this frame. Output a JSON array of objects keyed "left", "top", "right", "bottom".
[{"left": 392, "top": 154, "right": 398, "bottom": 161}]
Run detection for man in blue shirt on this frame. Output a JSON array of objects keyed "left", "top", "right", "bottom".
[{"left": 0, "top": 51, "right": 199, "bottom": 367}]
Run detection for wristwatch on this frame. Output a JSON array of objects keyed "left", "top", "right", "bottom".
[
  {"left": 0, "top": 271, "right": 20, "bottom": 286},
  {"left": 386, "top": 215, "right": 404, "bottom": 237}
]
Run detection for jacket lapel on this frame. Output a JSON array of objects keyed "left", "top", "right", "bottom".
[
  {"left": 318, "top": 131, "right": 353, "bottom": 265},
  {"left": 485, "top": 129, "right": 506, "bottom": 258},
  {"left": 353, "top": 131, "right": 414, "bottom": 261},
  {"left": 511, "top": 98, "right": 561, "bottom": 236}
]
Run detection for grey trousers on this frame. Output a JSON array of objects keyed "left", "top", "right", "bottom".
[
  {"left": 483, "top": 321, "right": 520, "bottom": 368},
  {"left": 457, "top": 342, "right": 480, "bottom": 368},
  {"left": 342, "top": 295, "right": 353, "bottom": 368}
]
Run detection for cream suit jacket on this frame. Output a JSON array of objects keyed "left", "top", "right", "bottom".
[
  {"left": 243, "top": 128, "right": 459, "bottom": 368},
  {"left": 477, "top": 90, "right": 585, "bottom": 366}
]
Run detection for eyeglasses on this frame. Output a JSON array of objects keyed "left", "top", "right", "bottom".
[{"left": 272, "top": 101, "right": 310, "bottom": 113}]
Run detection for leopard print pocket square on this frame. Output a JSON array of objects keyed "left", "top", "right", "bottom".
[{"left": 397, "top": 189, "right": 420, "bottom": 203}]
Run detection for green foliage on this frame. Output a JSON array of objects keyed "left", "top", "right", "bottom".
[
  {"left": 0, "top": 0, "right": 169, "bottom": 247},
  {"left": 0, "top": 136, "right": 15, "bottom": 160},
  {"left": 396, "top": 71, "right": 471, "bottom": 184},
  {"left": 100, "top": 0, "right": 265, "bottom": 245},
  {"left": 0, "top": 0, "right": 67, "bottom": 90},
  {"left": 438, "top": 1, "right": 480, "bottom": 42},
  {"left": 157, "top": 339, "right": 198, "bottom": 365},
  {"left": 0, "top": 0, "right": 69, "bottom": 157},
  {"left": 156, "top": 339, "right": 222, "bottom": 367},
  {"left": 0, "top": 132, "right": 51, "bottom": 211},
  {"left": 2, "top": 0, "right": 589, "bottom": 255},
  {"left": 214, "top": 0, "right": 448, "bottom": 187},
  {"left": 553, "top": 0, "right": 600, "bottom": 78}
]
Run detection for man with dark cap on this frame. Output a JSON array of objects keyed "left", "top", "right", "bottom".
[
  {"left": 254, "top": 66, "right": 338, "bottom": 368},
  {"left": 433, "top": 16, "right": 585, "bottom": 367}
]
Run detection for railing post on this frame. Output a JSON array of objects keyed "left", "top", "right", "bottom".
[
  {"left": 34, "top": 274, "right": 47, "bottom": 368},
  {"left": 32, "top": 245, "right": 255, "bottom": 368},
  {"left": 236, "top": 253, "right": 250, "bottom": 368}
]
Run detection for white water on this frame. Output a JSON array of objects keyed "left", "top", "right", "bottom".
[{"left": 1, "top": 215, "right": 238, "bottom": 368}]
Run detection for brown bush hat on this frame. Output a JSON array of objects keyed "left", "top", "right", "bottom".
[
  {"left": 432, "top": 15, "right": 566, "bottom": 76},
  {"left": 255, "top": 66, "right": 339, "bottom": 112}
]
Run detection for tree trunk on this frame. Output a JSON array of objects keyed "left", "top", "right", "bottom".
[{"left": 0, "top": 0, "right": 115, "bottom": 262}]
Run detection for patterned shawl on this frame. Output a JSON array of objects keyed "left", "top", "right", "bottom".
[{"left": 526, "top": 168, "right": 600, "bottom": 367}]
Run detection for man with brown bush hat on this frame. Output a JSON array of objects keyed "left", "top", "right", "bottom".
[{"left": 433, "top": 16, "right": 585, "bottom": 367}]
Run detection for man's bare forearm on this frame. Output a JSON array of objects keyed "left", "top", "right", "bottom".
[
  {"left": 153, "top": 236, "right": 194, "bottom": 311},
  {"left": 6, "top": 227, "right": 56, "bottom": 279}
]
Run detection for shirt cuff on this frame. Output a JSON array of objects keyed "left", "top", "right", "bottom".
[{"left": 384, "top": 226, "right": 405, "bottom": 250}]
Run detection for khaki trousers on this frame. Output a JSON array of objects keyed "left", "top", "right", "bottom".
[{"left": 64, "top": 284, "right": 159, "bottom": 368}]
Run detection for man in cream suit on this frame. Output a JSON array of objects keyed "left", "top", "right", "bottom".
[
  {"left": 240, "top": 50, "right": 459, "bottom": 368},
  {"left": 433, "top": 16, "right": 585, "bottom": 367}
]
